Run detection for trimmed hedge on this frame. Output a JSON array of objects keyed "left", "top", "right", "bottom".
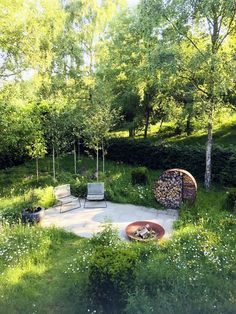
[{"left": 107, "top": 138, "right": 236, "bottom": 186}]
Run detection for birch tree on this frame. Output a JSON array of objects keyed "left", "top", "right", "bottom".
[{"left": 140, "top": 0, "right": 236, "bottom": 189}]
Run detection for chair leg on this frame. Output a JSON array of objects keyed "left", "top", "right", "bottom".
[{"left": 60, "top": 198, "right": 81, "bottom": 213}]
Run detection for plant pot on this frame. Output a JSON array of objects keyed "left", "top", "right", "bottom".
[{"left": 22, "top": 207, "right": 45, "bottom": 223}]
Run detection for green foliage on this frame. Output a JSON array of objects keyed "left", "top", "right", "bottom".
[
  {"left": 0, "top": 224, "right": 77, "bottom": 314},
  {"left": 107, "top": 138, "right": 236, "bottom": 186},
  {"left": 0, "top": 187, "right": 55, "bottom": 224},
  {"left": 88, "top": 245, "right": 138, "bottom": 313},
  {"left": 0, "top": 225, "right": 51, "bottom": 272},
  {"left": 89, "top": 223, "right": 120, "bottom": 247},
  {"left": 131, "top": 166, "right": 149, "bottom": 185},
  {"left": 70, "top": 180, "right": 87, "bottom": 198},
  {"left": 219, "top": 155, "right": 236, "bottom": 186},
  {"left": 224, "top": 189, "right": 236, "bottom": 213}
]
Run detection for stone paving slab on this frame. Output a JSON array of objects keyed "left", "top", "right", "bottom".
[{"left": 41, "top": 199, "right": 178, "bottom": 241}]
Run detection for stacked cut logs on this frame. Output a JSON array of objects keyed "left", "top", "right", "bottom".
[
  {"left": 154, "top": 170, "right": 183, "bottom": 209},
  {"left": 182, "top": 173, "right": 197, "bottom": 201},
  {"left": 154, "top": 169, "right": 197, "bottom": 209}
]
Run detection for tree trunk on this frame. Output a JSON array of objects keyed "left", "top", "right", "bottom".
[
  {"left": 52, "top": 145, "right": 56, "bottom": 181},
  {"left": 186, "top": 114, "right": 192, "bottom": 136},
  {"left": 204, "top": 110, "right": 213, "bottom": 190},
  {"left": 77, "top": 139, "right": 80, "bottom": 161},
  {"left": 157, "top": 118, "right": 164, "bottom": 134},
  {"left": 144, "top": 106, "right": 151, "bottom": 138},
  {"left": 96, "top": 146, "right": 99, "bottom": 181},
  {"left": 36, "top": 158, "right": 39, "bottom": 182},
  {"left": 74, "top": 141, "right": 77, "bottom": 174},
  {"left": 102, "top": 139, "right": 105, "bottom": 173},
  {"left": 129, "top": 128, "right": 135, "bottom": 137},
  {"left": 56, "top": 150, "right": 59, "bottom": 172}
]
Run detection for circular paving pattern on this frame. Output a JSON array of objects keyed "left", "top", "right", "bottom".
[{"left": 125, "top": 221, "right": 165, "bottom": 241}]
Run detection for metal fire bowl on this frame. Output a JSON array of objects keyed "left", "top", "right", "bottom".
[{"left": 125, "top": 221, "right": 165, "bottom": 242}]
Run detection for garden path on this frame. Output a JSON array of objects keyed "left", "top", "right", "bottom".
[{"left": 41, "top": 199, "right": 178, "bottom": 241}]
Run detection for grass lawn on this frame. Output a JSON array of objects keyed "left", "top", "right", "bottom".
[{"left": 0, "top": 156, "right": 235, "bottom": 313}]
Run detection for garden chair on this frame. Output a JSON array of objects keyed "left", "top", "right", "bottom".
[
  {"left": 84, "top": 182, "right": 107, "bottom": 208},
  {"left": 54, "top": 184, "right": 81, "bottom": 213}
]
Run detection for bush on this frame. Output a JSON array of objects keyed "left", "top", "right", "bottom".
[
  {"left": 88, "top": 246, "right": 138, "bottom": 313},
  {"left": 219, "top": 155, "right": 236, "bottom": 186},
  {"left": 224, "top": 189, "right": 236, "bottom": 212},
  {"left": 107, "top": 138, "right": 236, "bottom": 186},
  {"left": 67, "top": 225, "right": 140, "bottom": 313},
  {"left": 87, "top": 226, "right": 139, "bottom": 314},
  {"left": 0, "top": 151, "right": 28, "bottom": 170},
  {"left": 131, "top": 167, "right": 149, "bottom": 185},
  {"left": 70, "top": 180, "right": 87, "bottom": 197}
]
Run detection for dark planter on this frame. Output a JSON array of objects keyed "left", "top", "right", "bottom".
[{"left": 22, "top": 207, "right": 45, "bottom": 223}]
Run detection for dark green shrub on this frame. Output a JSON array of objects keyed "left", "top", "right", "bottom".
[
  {"left": 224, "top": 189, "right": 236, "bottom": 212},
  {"left": 0, "top": 151, "right": 28, "bottom": 170},
  {"left": 70, "top": 181, "right": 87, "bottom": 197},
  {"left": 131, "top": 167, "right": 148, "bottom": 185},
  {"left": 85, "top": 225, "right": 138, "bottom": 313},
  {"left": 88, "top": 246, "right": 138, "bottom": 313},
  {"left": 107, "top": 138, "right": 236, "bottom": 185},
  {"left": 219, "top": 155, "right": 236, "bottom": 186},
  {"left": 56, "top": 171, "right": 74, "bottom": 183}
]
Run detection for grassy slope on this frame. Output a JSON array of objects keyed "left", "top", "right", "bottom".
[{"left": 112, "top": 112, "right": 236, "bottom": 149}]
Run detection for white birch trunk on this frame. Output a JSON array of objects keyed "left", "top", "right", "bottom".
[
  {"left": 74, "top": 141, "right": 77, "bottom": 174},
  {"left": 77, "top": 139, "right": 80, "bottom": 161},
  {"left": 52, "top": 145, "right": 56, "bottom": 181},
  {"left": 96, "top": 145, "right": 99, "bottom": 181},
  {"left": 36, "top": 158, "right": 39, "bottom": 182},
  {"left": 204, "top": 111, "right": 213, "bottom": 190},
  {"left": 102, "top": 139, "right": 105, "bottom": 173}
]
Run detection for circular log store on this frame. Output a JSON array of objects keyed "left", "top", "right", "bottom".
[{"left": 154, "top": 169, "right": 197, "bottom": 209}]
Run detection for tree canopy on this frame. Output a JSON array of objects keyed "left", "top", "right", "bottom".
[{"left": 0, "top": 0, "right": 236, "bottom": 188}]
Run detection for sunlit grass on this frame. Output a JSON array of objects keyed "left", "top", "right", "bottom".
[{"left": 111, "top": 112, "right": 236, "bottom": 149}]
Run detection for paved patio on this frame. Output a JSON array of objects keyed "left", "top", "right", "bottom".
[{"left": 41, "top": 198, "right": 178, "bottom": 241}]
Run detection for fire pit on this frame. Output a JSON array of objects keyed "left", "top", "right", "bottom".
[{"left": 125, "top": 221, "right": 165, "bottom": 241}]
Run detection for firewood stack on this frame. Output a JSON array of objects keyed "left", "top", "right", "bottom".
[{"left": 154, "top": 169, "right": 197, "bottom": 209}]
